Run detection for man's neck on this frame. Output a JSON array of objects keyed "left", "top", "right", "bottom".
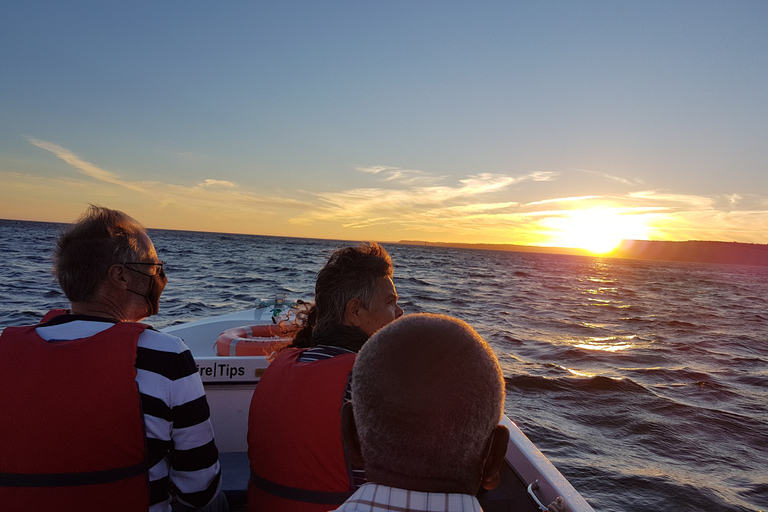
[{"left": 69, "top": 301, "right": 144, "bottom": 323}]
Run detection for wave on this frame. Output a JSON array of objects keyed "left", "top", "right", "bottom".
[
  {"left": 505, "top": 374, "right": 648, "bottom": 394},
  {"left": 405, "top": 277, "right": 431, "bottom": 286}
]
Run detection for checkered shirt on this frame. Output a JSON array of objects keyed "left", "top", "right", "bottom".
[{"left": 332, "top": 483, "right": 484, "bottom": 512}]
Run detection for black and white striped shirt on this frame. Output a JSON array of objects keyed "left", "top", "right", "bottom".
[{"left": 36, "top": 317, "right": 221, "bottom": 512}]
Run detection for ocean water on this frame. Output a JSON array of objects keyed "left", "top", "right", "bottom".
[{"left": 1, "top": 219, "right": 766, "bottom": 512}]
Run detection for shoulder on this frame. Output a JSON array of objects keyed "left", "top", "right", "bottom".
[
  {"left": 137, "top": 328, "right": 190, "bottom": 354},
  {"left": 33, "top": 319, "right": 112, "bottom": 340},
  {"left": 136, "top": 329, "right": 199, "bottom": 382},
  {"left": 300, "top": 345, "right": 356, "bottom": 362}
]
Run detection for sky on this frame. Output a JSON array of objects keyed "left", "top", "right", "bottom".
[{"left": 2, "top": 1, "right": 768, "bottom": 252}]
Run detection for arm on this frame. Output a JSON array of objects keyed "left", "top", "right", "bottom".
[
  {"left": 136, "top": 330, "right": 222, "bottom": 510},
  {"left": 167, "top": 349, "right": 222, "bottom": 507}
]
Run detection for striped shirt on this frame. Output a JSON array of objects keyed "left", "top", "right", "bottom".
[
  {"left": 333, "top": 483, "right": 484, "bottom": 512},
  {"left": 36, "top": 317, "right": 221, "bottom": 512}
]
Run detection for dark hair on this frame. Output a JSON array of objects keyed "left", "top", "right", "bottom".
[
  {"left": 291, "top": 242, "right": 393, "bottom": 348},
  {"left": 53, "top": 205, "right": 149, "bottom": 303}
]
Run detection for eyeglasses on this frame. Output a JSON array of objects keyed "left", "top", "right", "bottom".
[{"left": 125, "top": 260, "right": 165, "bottom": 277}]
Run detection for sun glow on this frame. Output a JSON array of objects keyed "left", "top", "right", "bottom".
[{"left": 547, "top": 208, "right": 650, "bottom": 254}]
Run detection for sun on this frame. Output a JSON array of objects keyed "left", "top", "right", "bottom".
[{"left": 547, "top": 208, "right": 649, "bottom": 255}]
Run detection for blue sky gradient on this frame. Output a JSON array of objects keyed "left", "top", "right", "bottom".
[{"left": 2, "top": 1, "right": 767, "bottom": 248}]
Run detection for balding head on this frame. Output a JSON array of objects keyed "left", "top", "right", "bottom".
[{"left": 345, "top": 313, "right": 508, "bottom": 494}]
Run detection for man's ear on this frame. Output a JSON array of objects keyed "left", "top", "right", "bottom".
[
  {"left": 480, "top": 424, "right": 509, "bottom": 491},
  {"left": 344, "top": 298, "right": 363, "bottom": 328},
  {"left": 341, "top": 402, "right": 364, "bottom": 467},
  {"left": 107, "top": 263, "right": 129, "bottom": 290}
]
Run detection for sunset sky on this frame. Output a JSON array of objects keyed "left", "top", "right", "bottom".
[{"left": 2, "top": 1, "right": 767, "bottom": 251}]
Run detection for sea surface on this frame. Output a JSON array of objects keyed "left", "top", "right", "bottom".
[{"left": 1, "top": 219, "right": 766, "bottom": 512}]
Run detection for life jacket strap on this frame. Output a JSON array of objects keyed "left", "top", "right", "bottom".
[
  {"left": 0, "top": 462, "right": 146, "bottom": 488},
  {"left": 0, "top": 451, "right": 165, "bottom": 488},
  {"left": 250, "top": 470, "right": 353, "bottom": 505}
]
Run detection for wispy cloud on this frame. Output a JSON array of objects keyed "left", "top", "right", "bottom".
[
  {"left": 443, "top": 202, "right": 519, "bottom": 214},
  {"left": 197, "top": 179, "right": 236, "bottom": 189},
  {"left": 294, "top": 164, "right": 768, "bottom": 243},
  {"left": 712, "top": 193, "right": 767, "bottom": 211},
  {"left": 356, "top": 165, "right": 394, "bottom": 175},
  {"left": 629, "top": 190, "right": 713, "bottom": 207},
  {"left": 354, "top": 165, "right": 441, "bottom": 184},
  {"left": 458, "top": 173, "right": 517, "bottom": 194},
  {"left": 300, "top": 170, "right": 550, "bottom": 223},
  {"left": 27, "top": 138, "right": 145, "bottom": 192},
  {"left": 529, "top": 171, "right": 559, "bottom": 182},
  {"left": 19, "top": 138, "right": 309, "bottom": 232},
  {"left": 289, "top": 169, "right": 566, "bottom": 241},
  {"left": 525, "top": 196, "right": 601, "bottom": 207},
  {"left": 576, "top": 168, "right": 644, "bottom": 186},
  {"left": 8, "top": 139, "right": 768, "bottom": 245}
]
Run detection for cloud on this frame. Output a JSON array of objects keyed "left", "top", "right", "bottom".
[
  {"left": 22, "top": 138, "right": 310, "bottom": 231},
  {"left": 27, "top": 138, "right": 145, "bottom": 193},
  {"left": 15, "top": 139, "right": 768, "bottom": 244},
  {"left": 291, "top": 169, "right": 563, "bottom": 236},
  {"left": 197, "top": 179, "right": 236, "bottom": 189},
  {"left": 295, "top": 163, "right": 768, "bottom": 244},
  {"left": 525, "top": 196, "right": 601, "bottom": 207},
  {"left": 458, "top": 173, "right": 517, "bottom": 193},
  {"left": 443, "top": 202, "right": 519, "bottom": 214},
  {"left": 354, "top": 165, "right": 440, "bottom": 184},
  {"left": 529, "top": 171, "right": 559, "bottom": 182},
  {"left": 614, "top": 191, "right": 768, "bottom": 242},
  {"left": 355, "top": 165, "right": 392, "bottom": 175},
  {"left": 711, "top": 193, "right": 768, "bottom": 211},
  {"left": 576, "top": 168, "right": 644, "bottom": 186},
  {"left": 629, "top": 190, "right": 713, "bottom": 208}
]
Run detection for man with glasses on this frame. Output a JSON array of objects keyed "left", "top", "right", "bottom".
[{"left": 0, "top": 206, "right": 225, "bottom": 512}]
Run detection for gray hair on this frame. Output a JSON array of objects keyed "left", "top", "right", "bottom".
[
  {"left": 53, "top": 205, "right": 150, "bottom": 302},
  {"left": 313, "top": 242, "right": 393, "bottom": 333},
  {"left": 351, "top": 313, "right": 505, "bottom": 483}
]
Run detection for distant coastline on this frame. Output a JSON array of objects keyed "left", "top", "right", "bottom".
[
  {"left": 397, "top": 239, "right": 768, "bottom": 267},
  {"left": 611, "top": 239, "right": 768, "bottom": 267},
  {"left": 397, "top": 240, "right": 595, "bottom": 256},
  {"left": 3, "top": 219, "right": 767, "bottom": 267}
]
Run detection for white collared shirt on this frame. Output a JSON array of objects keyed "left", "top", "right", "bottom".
[{"left": 333, "top": 483, "right": 484, "bottom": 512}]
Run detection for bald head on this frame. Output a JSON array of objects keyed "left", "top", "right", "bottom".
[{"left": 348, "top": 313, "right": 507, "bottom": 493}]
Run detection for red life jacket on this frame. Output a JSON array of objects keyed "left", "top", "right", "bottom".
[
  {"left": 247, "top": 347, "right": 357, "bottom": 512},
  {"left": 0, "top": 311, "right": 151, "bottom": 512},
  {"left": 40, "top": 308, "right": 69, "bottom": 323}
]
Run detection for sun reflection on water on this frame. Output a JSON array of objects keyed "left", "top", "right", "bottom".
[
  {"left": 560, "top": 366, "right": 594, "bottom": 377},
  {"left": 558, "top": 365, "right": 625, "bottom": 380},
  {"left": 574, "top": 335, "right": 637, "bottom": 352},
  {"left": 587, "top": 287, "right": 618, "bottom": 294}
]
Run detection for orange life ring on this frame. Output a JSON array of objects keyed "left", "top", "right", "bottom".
[{"left": 216, "top": 324, "right": 292, "bottom": 357}]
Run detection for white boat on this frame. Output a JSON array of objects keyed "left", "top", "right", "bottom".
[{"left": 162, "top": 301, "right": 595, "bottom": 512}]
